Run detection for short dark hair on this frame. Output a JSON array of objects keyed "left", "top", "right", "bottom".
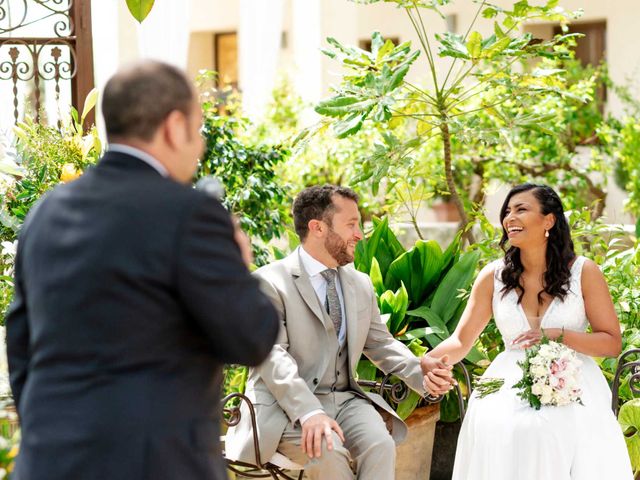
[
  {"left": 102, "top": 60, "right": 194, "bottom": 141},
  {"left": 293, "top": 185, "right": 359, "bottom": 241}
]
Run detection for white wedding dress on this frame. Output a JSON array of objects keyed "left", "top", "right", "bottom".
[{"left": 452, "top": 256, "right": 633, "bottom": 480}]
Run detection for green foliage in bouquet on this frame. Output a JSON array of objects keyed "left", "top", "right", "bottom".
[{"left": 354, "top": 218, "right": 482, "bottom": 420}]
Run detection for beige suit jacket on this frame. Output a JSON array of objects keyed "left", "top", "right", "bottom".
[{"left": 225, "top": 248, "right": 426, "bottom": 465}]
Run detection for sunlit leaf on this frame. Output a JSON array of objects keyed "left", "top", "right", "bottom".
[{"left": 126, "top": 0, "right": 155, "bottom": 23}]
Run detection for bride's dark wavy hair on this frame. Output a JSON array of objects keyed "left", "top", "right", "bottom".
[{"left": 499, "top": 183, "right": 575, "bottom": 304}]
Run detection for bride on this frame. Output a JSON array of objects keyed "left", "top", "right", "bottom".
[{"left": 423, "top": 183, "right": 633, "bottom": 479}]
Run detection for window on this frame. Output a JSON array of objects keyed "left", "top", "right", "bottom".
[{"left": 214, "top": 32, "right": 238, "bottom": 88}]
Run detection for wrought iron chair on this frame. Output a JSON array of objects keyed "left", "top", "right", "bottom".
[
  {"left": 221, "top": 363, "right": 472, "bottom": 479},
  {"left": 611, "top": 348, "right": 640, "bottom": 417}
]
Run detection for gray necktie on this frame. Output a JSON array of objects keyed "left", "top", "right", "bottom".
[{"left": 320, "top": 269, "right": 342, "bottom": 337}]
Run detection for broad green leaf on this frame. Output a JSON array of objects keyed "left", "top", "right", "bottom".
[
  {"left": 315, "top": 96, "right": 376, "bottom": 117},
  {"left": 334, "top": 112, "right": 366, "bottom": 138},
  {"left": 436, "top": 32, "right": 469, "bottom": 59},
  {"left": 380, "top": 282, "right": 409, "bottom": 335},
  {"left": 482, "top": 7, "right": 498, "bottom": 19},
  {"left": 81, "top": 88, "right": 99, "bottom": 125},
  {"left": 356, "top": 359, "right": 378, "bottom": 381},
  {"left": 370, "top": 257, "right": 386, "bottom": 297},
  {"left": 439, "top": 390, "right": 461, "bottom": 422},
  {"left": 636, "top": 218, "right": 640, "bottom": 239},
  {"left": 126, "top": 0, "right": 155, "bottom": 23},
  {"left": 406, "top": 338, "right": 428, "bottom": 357},
  {"left": 465, "top": 345, "right": 488, "bottom": 364},
  {"left": 618, "top": 399, "right": 640, "bottom": 472},
  {"left": 466, "top": 31, "right": 483, "bottom": 59},
  {"left": 377, "top": 39, "right": 395, "bottom": 62},
  {"left": 484, "top": 36, "right": 511, "bottom": 56},
  {"left": 406, "top": 306, "right": 449, "bottom": 335},
  {"left": 396, "top": 390, "right": 421, "bottom": 420},
  {"left": 398, "top": 327, "right": 445, "bottom": 341},
  {"left": 388, "top": 240, "right": 443, "bottom": 305},
  {"left": 370, "top": 31, "right": 385, "bottom": 57},
  {"left": 430, "top": 250, "right": 480, "bottom": 324}
]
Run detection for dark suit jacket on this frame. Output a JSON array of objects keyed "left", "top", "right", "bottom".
[{"left": 5, "top": 151, "right": 279, "bottom": 480}]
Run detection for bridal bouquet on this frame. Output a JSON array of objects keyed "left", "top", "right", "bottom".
[
  {"left": 474, "top": 337, "right": 583, "bottom": 410},
  {"left": 513, "top": 337, "right": 583, "bottom": 409}
]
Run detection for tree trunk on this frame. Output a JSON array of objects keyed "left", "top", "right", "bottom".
[{"left": 440, "top": 121, "right": 476, "bottom": 244}]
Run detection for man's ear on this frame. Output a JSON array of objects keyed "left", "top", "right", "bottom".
[
  {"left": 307, "top": 219, "right": 324, "bottom": 238},
  {"left": 164, "top": 110, "right": 187, "bottom": 149}
]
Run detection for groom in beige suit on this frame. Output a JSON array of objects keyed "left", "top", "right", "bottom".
[{"left": 226, "top": 185, "right": 453, "bottom": 479}]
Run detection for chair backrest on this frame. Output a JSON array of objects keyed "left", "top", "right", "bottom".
[{"left": 611, "top": 348, "right": 640, "bottom": 417}]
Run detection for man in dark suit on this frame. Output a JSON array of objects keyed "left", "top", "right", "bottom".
[{"left": 5, "top": 60, "right": 279, "bottom": 480}]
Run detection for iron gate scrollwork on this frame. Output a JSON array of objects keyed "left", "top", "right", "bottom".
[{"left": 0, "top": 0, "right": 94, "bottom": 127}]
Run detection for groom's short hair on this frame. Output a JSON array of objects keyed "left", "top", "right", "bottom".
[
  {"left": 102, "top": 60, "right": 195, "bottom": 142},
  {"left": 293, "top": 185, "right": 359, "bottom": 241}
]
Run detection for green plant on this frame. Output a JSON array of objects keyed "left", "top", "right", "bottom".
[
  {"left": 314, "top": 0, "right": 581, "bottom": 241},
  {"left": 619, "top": 398, "right": 640, "bottom": 477},
  {"left": 354, "top": 217, "right": 482, "bottom": 420},
  {"left": 0, "top": 92, "right": 101, "bottom": 323},
  {"left": 0, "top": 398, "right": 19, "bottom": 479},
  {"left": 198, "top": 110, "right": 291, "bottom": 268}
]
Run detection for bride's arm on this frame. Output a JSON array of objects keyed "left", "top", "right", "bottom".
[
  {"left": 544, "top": 259, "right": 622, "bottom": 358},
  {"left": 421, "top": 264, "right": 495, "bottom": 368}
]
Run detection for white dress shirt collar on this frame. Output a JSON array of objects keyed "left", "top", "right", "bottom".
[
  {"left": 299, "top": 245, "right": 336, "bottom": 278},
  {"left": 108, "top": 143, "right": 169, "bottom": 178}
]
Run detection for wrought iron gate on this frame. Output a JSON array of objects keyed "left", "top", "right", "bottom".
[{"left": 0, "top": 0, "right": 94, "bottom": 127}]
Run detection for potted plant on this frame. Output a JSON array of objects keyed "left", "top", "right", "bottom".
[{"left": 353, "top": 217, "right": 482, "bottom": 478}]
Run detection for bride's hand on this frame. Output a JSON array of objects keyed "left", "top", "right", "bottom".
[{"left": 512, "top": 329, "right": 543, "bottom": 349}]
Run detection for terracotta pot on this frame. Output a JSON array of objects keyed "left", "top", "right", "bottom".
[{"left": 395, "top": 404, "right": 440, "bottom": 479}]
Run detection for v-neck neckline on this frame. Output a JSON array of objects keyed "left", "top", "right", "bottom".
[
  {"left": 512, "top": 256, "right": 579, "bottom": 331},
  {"left": 516, "top": 294, "right": 559, "bottom": 331}
]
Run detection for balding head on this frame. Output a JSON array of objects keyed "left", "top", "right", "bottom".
[{"left": 102, "top": 60, "right": 195, "bottom": 142}]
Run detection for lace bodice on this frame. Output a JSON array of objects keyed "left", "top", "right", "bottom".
[{"left": 492, "top": 256, "right": 588, "bottom": 350}]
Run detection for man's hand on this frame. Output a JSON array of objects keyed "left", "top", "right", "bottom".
[
  {"left": 420, "top": 354, "right": 455, "bottom": 396},
  {"left": 301, "top": 413, "right": 345, "bottom": 459},
  {"left": 232, "top": 216, "right": 253, "bottom": 268}
]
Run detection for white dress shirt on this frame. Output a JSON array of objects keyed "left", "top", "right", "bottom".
[
  {"left": 298, "top": 246, "right": 347, "bottom": 425},
  {"left": 108, "top": 144, "right": 169, "bottom": 178}
]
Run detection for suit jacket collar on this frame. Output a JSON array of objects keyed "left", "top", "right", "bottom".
[
  {"left": 98, "top": 150, "right": 167, "bottom": 177},
  {"left": 285, "top": 248, "right": 360, "bottom": 354}
]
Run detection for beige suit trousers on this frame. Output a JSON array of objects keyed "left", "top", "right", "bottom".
[{"left": 277, "top": 392, "right": 395, "bottom": 480}]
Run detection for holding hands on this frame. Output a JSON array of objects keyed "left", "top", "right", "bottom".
[{"left": 420, "top": 354, "right": 456, "bottom": 397}]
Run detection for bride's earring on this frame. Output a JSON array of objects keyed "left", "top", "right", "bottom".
[{"left": 544, "top": 230, "right": 549, "bottom": 238}]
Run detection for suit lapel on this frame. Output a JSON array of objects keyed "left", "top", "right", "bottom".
[
  {"left": 287, "top": 249, "right": 332, "bottom": 330},
  {"left": 339, "top": 268, "right": 360, "bottom": 370}
]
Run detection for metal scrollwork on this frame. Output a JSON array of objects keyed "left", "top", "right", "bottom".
[
  {"left": 612, "top": 348, "right": 640, "bottom": 416},
  {"left": 0, "top": 0, "right": 78, "bottom": 125}
]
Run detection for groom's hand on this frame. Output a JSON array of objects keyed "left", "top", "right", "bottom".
[
  {"left": 301, "top": 413, "right": 345, "bottom": 459},
  {"left": 420, "top": 354, "right": 455, "bottom": 396}
]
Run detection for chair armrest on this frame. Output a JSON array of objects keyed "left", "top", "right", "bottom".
[
  {"left": 221, "top": 392, "right": 265, "bottom": 468},
  {"left": 611, "top": 348, "right": 640, "bottom": 416},
  {"left": 356, "top": 362, "right": 472, "bottom": 421}
]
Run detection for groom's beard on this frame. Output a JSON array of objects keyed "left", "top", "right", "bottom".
[{"left": 325, "top": 228, "right": 353, "bottom": 267}]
